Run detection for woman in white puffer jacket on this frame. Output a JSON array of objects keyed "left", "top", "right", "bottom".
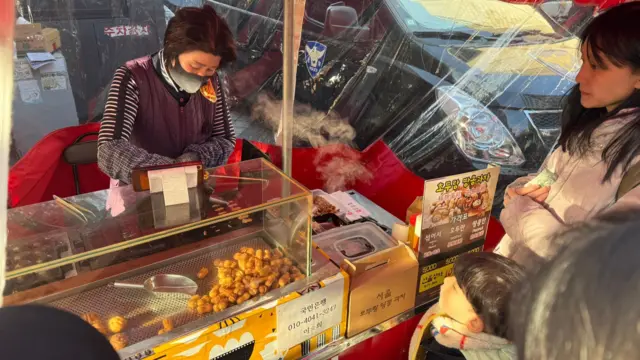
[{"left": 494, "top": 2, "right": 640, "bottom": 269}]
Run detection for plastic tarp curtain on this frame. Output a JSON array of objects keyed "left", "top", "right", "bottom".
[
  {"left": 8, "top": 0, "right": 622, "bottom": 208},
  {"left": 7, "top": 0, "right": 617, "bottom": 216}
]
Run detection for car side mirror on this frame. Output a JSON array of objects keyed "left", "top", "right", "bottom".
[{"left": 324, "top": 3, "right": 367, "bottom": 38}]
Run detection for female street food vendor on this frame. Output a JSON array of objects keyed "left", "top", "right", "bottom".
[{"left": 97, "top": 5, "right": 236, "bottom": 186}]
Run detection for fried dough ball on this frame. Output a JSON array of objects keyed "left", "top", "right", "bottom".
[
  {"left": 265, "top": 274, "right": 277, "bottom": 288},
  {"left": 270, "top": 259, "right": 284, "bottom": 267},
  {"left": 197, "top": 267, "right": 209, "bottom": 279},
  {"left": 278, "top": 273, "right": 291, "bottom": 288},
  {"left": 258, "top": 285, "right": 268, "bottom": 295},
  {"left": 213, "top": 300, "right": 229, "bottom": 312},
  {"left": 197, "top": 302, "right": 213, "bottom": 315},
  {"left": 110, "top": 333, "right": 128, "bottom": 351},
  {"left": 219, "top": 277, "right": 233, "bottom": 287},
  {"left": 158, "top": 318, "right": 174, "bottom": 335},
  {"left": 259, "top": 265, "right": 272, "bottom": 277},
  {"left": 219, "top": 287, "right": 235, "bottom": 298},
  {"left": 237, "top": 293, "right": 251, "bottom": 305},
  {"left": 234, "top": 286, "right": 246, "bottom": 296},
  {"left": 107, "top": 316, "right": 127, "bottom": 333}
]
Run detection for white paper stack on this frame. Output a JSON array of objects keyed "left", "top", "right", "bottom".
[
  {"left": 147, "top": 165, "right": 199, "bottom": 207},
  {"left": 26, "top": 52, "right": 55, "bottom": 70},
  {"left": 330, "top": 191, "right": 371, "bottom": 221},
  {"left": 161, "top": 168, "right": 189, "bottom": 206}
]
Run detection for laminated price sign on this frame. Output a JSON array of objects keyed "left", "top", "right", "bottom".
[
  {"left": 419, "top": 166, "right": 500, "bottom": 261},
  {"left": 276, "top": 273, "right": 345, "bottom": 351}
]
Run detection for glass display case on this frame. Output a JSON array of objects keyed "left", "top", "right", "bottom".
[{"left": 2, "top": 158, "right": 340, "bottom": 357}]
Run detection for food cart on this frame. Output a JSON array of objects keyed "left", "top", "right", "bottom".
[
  {"left": 3, "top": 159, "right": 352, "bottom": 359},
  {"left": 3, "top": 155, "right": 426, "bottom": 359}
]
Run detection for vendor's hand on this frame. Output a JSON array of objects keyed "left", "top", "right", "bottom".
[{"left": 176, "top": 152, "right": 200, "bottom": 163}]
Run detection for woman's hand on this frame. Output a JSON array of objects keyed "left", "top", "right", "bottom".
[{"left": 504, "top": 185, "right": 550, "bottom": 207}]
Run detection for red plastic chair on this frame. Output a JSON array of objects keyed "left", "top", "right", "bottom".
[{"left": 8, "top": 123, "right": 110, "bottom": 208}]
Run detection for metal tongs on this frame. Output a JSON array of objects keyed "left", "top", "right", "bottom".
[{"left": 53, "top": 195, "right": 96, "bottom": 224}]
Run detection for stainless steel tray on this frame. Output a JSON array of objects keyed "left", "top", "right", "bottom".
[
  {"left": 314, "top": 222, "right": 397, "bottom": 264},
  {"left": 50, "top": 235, "right": 272, "bottom": 347},
  {"left": 41, "top": 227, "right": 333, "bottom": 358}
]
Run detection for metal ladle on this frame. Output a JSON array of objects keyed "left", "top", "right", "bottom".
[{"left": 113, "top": 274, "right": 198, "bottom": 295}]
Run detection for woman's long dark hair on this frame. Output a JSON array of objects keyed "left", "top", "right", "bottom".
[{"left": 557, "top": 2, "right": 640, "bottom": 182}]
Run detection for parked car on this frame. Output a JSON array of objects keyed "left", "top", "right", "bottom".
[{"left": 213, "top": 0, "right": 588, "bottom": 204}]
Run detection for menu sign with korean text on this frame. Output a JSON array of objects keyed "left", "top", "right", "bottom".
[
  {"left": 419, "top": 166, "right": 500, "bottom": 260},
  {"left": 276, "top": 274, "right": 344, "bottom": 351}
]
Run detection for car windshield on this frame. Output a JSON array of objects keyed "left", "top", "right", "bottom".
[{"left": 398, "top": 0, "right": 570, "bottom": 44}]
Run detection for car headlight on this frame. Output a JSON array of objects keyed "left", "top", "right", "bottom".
[{"left": 436, "top": 86, "right": 525, "bottom": 166}]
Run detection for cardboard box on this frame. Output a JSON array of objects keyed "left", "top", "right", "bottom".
[
  {"left": 14, "top": 23, "right": 43, "bottom": 38},
  {"left": 341, "top": 244, "right": 418, "bottom": 337},
  {"left": 15, "top": 24, "right": 61, "bottom": 53}
]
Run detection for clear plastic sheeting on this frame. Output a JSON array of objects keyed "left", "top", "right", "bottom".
[
  {"left": 239, "top": 0, "right": 593, "bottom": 204},
  {"left": 8, "top": 0, "right": 595, "bottom": 201},
  {"left": 386, "top": 0, "right": 583, "bottom": 173}
]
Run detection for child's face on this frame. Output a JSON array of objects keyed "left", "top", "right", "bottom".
[{"left": 439, "top": 276, "right": 484, "bottom": 332}]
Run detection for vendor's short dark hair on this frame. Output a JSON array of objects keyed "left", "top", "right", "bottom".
[
  {"left": 164, "top": 5, "right": 237, "bottom": 67},
  {"left": 454, "top": 252, "right": 525, "bottom": 339}
]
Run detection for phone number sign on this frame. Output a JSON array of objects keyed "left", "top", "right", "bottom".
[{"left": 276, "top": 273, "right": 344, "bottom": 350}]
